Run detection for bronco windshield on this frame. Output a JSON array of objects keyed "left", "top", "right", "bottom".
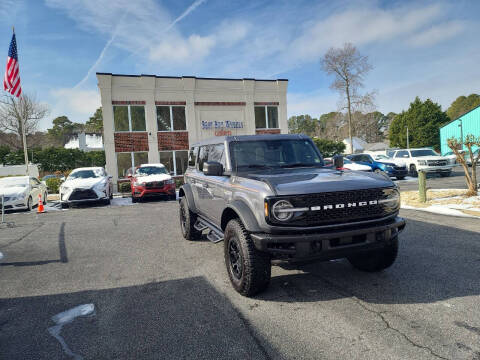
[
  {"left": 136, "top": 166, "right": 168, "bottom": 176},
  {"left": 230, "top": 139, "right": 323, "bottom": 170}
]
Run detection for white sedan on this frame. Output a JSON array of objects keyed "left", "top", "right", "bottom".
[
  {"left": 60, "top": 167, "right": 113, "bottom": 208},
  {"left": 0, "top": 176, "right": 48, "bottom": 211}
]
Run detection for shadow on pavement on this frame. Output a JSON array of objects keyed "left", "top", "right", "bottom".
[
  {"left": 0, "top": 277, "right": 275, "bottom": 360},
  {"left": 258, "top": 218, "right": 480, "bottom": 305}
]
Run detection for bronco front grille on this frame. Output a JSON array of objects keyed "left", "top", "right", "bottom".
[{"left": 267, "top": 188, "right": 394, "bottom": 227}]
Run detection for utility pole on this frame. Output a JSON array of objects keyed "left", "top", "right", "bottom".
[{"left": 406, "top": 126, "right": 409, "bottom": 149}]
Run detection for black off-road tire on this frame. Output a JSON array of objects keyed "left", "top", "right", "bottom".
[
  {"left": 410, "top": 164, "right": 418, "bottom": 177},
  {"left": 348, "top": 237, "right": 398, "bottom": 272},
  {"left": 224, "top": 219, "right": 271, "bottom": 297},
  {"left": 179, "top": 197, "right": 201, "bottom": 240}
]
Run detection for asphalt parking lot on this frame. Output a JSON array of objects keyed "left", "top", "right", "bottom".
[{"left": 1, "top": 174, "right": 479, "bottom": 360}]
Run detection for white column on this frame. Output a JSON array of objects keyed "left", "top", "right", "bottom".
[
  {"left": 183, "top": 77, "right": 196, "bottom": 146},
  {"left": 97, "top": 74, "right": 117, "bottom": 183},
  {"left": 277, "top": 80, "right": 288, "bottom": 134},
  {"left": 141, "top": 76, "right": 160, "bottom": 163},
  {"left": 243, "top": 79, "right": 255, "bottom": 134}
]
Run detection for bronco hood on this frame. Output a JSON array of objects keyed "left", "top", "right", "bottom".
[{"left": 244, "top": 168, "right": 395, "bottom": 195}]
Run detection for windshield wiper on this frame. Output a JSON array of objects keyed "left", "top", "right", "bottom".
[
  {"left": 280, "top": 163, "right": 320, "bottom": 168},
  {"left": 241, "top": 164, "right": 273, "bottom": 169}
]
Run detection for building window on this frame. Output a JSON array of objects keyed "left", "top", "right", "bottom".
[
  {"left": 113, "top": 105, "right": 146, "bottom": 132},
  {"left": 156, "top": 106, "right": 186, "bottom": 131},
  {"left": 255, "top": 106, "right": 278, "bottom": 129},
  {"left": 159, "top": 150, "right": 189, "bottom": 175},
  {"left": 116, "top": 151, "right": 148, "bottom": 178}
]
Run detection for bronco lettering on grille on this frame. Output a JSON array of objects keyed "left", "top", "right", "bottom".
[{"left": 311, "top": 200, "right": 378, "bottom": 211}]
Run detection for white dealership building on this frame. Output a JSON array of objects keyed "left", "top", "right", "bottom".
[{"left": 96, "top": 73, "right": 288, "bottom": 185}]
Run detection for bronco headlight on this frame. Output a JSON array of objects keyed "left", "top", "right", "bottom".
[
  {"left": 418, "top": 160, "right": 427, "bottom": 166},
  {"left": 133, "top": 181, "right": 145, "bottom": 187},
  {"left": 272, "top": 200, "right": 294, "bottom": 221},
  {"left": 378, "top": 189, "right": 400, "bottom": 210}
]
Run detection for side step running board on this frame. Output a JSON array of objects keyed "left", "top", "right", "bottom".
[{"left": 194, "top": 217, "right": 224, "bottom": 243}]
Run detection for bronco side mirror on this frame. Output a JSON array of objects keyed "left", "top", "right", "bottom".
[
  {"left": 203, "top": 161, "right": 223, "bottom": 176},
  {"left": 333, "top": 155, "right": 344, "bottom": 169}
]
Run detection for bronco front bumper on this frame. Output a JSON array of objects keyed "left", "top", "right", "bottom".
[{"left": 250, "top": 217, "right": 406, "bottom": 261}]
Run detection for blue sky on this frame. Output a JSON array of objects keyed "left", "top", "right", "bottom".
[{"left": 1, "top": 0, "right": 479, "bottom": 130}]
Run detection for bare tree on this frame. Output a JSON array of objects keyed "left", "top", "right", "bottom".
[
  {"left": 447, "top": 135, "right": 480, "bottom": 196},
  {"left": 0, "top": 93, "right": 49, "bottom": 149},
  {"left": 321, "top": 43, "right": 374, "bottom": 153}
]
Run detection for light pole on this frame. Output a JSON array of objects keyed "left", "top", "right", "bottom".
[{"left": 406, "top": 126, "right": 409, "bottom": 149}]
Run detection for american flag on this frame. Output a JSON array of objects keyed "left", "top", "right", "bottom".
[{"left": 4, "top": 31, "right": 22, "bottom": 97}]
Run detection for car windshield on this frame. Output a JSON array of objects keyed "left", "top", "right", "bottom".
[
  {"left": 136, "top": 166, "right": 168, "bottom": 176},
  {"left": 0, "top": 177, "right": 28, "bottom": 188},
  {"left": 230, "top": 139, "right": 323, "bottom": 169},
  {"left": 410, "top": 149, "right": 438, "bottom": 157},
  {"left": 68, "top": 170, "right": 102, "bottom": 179}
]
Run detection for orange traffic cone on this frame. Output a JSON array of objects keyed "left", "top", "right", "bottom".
[{"left": 37, "top": 194, "right": 45, "bottom": 213}]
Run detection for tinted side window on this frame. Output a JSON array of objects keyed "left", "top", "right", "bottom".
[
  {"left": 396, "top": 151, "right": 409, "bottom": 158},
  {"left": 188, "top": 147, "right": 198, "bottom": 167},
  {"left": 198, "top": 146, "right": 209, "bottom": 171},
  {"left": 208, "top": 144, "right": 225, "bottom": 168}
]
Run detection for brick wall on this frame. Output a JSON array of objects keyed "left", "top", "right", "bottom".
[
  {"left": 158, "top": 131, "right": 189, "bottom": 150},
  {"left": 114, "top": 132, "right": 149, "bottom": 152},
  {"left": 255, "top": 129, "right": 281, "bottom": 135}
]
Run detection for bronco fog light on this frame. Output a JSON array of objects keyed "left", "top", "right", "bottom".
[{"left": 272, "top": 200, "right": 294, "bottom": 221}]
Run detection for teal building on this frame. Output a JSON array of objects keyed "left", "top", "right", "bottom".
[{"left": 439, "top": 105, "right": 480, "bottom": 155}]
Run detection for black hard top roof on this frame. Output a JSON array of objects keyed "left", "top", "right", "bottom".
[{"left": 191, "top": 134, "right": 310, "bottom": 147}]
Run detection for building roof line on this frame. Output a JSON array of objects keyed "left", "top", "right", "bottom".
[
  {"left": 96, "top": 72, "right": 288, "bottom": 82},
  {"left": 440, "top": 103, "right": 480, "bottom": 129}
]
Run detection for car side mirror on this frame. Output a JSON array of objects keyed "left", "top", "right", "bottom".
[
  {"left": 203, "top": 161, "right": 223, "bottom": 176},
  {"left": 333, "top": 155, "right": 344, "bottom": 169}
]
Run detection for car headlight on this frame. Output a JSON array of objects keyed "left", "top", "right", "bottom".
[
  {"left": 165, "top": 179, "right": 174, "bottom": 184},
  {"left": 93, "top": 181, "right": 107, "bottom": 191},
  {"left": 60, "top": 186, "right": 69, "bottom": 193},
  {"left": 418, "top": 160, "right": 427, "bottom": 166},
  {"left": 272, "top": 200, "right": 294, "bottom": 221},
  {"left": 378, "top": 189, "right": 400, "bottom": 210}
]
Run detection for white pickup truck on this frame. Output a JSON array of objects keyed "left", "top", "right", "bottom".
[{"left": 390, "top": 148, "right": 453, "bottom": 177}]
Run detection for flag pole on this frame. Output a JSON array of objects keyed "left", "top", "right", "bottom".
[{"left": 12, "top": 26, "right": 29, "bottom": 175}]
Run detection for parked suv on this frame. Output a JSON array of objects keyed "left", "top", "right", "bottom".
[
  {"left": 178, "top": 134, "right": 405, "bottom": 296},
  {"left": 390, "top": 148, "right": 453, "bottom": 177},
  {"left": 129, "top": 163, "right": 176, "bottom": 202},
  {"left": 347, "top": 153, "right": 408, "bottom": 180}
]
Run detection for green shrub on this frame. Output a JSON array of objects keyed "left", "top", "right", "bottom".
[
  {"left": 118, "top": 181, "right": 131, "bottom": 193},
  {"left": 46, "top": 178, "right": 62, "bottom": 194},
  {"left": 175, "top": 177, "right": 184, "bottom": 188},
  {"left": 312, "top": 138, "right": 346, "bottom": 158}
]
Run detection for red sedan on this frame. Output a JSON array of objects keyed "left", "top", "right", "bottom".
[{"left": 129, "top": 164, "right": 176, "bottom": 202}]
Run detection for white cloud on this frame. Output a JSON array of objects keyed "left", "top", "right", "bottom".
[
  {"left": 407, "top": 21, "right": 466, "bottom": 47},
  {"left": 288, "top": 91, "right": 338, "bottom": 118},
  {"left": 289, "top": 4, "right": 446, "bottom": 60},
  {"left": 49, "top": 88, "right": 100, "bottom": 123}
]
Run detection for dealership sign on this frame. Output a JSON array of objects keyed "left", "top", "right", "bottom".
[{"left": 201, "top": 121, "right": 244, "bottom": 136}]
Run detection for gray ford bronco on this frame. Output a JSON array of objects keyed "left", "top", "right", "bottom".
[{"left": 178, "top": 134, "right": 406, "bottom": 297}]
